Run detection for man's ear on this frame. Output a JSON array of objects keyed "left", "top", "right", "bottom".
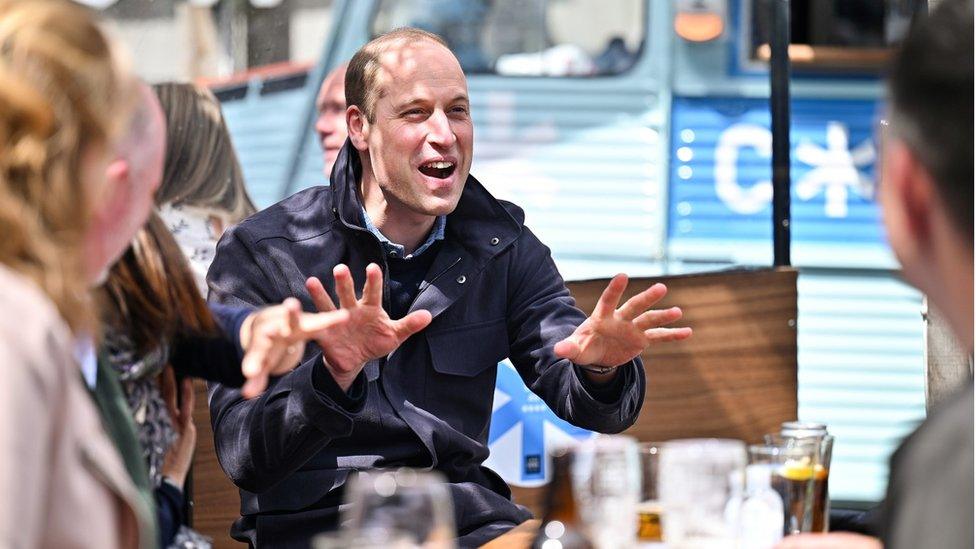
[
  {"left": 97, "top": 159, "right": 130, "bottom": 222},
  {"left": 346, "top": 105, "right": 370, "bottom": 151},
  {"left": 887, "top": 142, "right": 934, "bottom": 247},
  {"left": 104, "top": 159, "right": 128, "bottom": 192}
]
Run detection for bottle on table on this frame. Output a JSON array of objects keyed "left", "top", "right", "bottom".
[{"left": 531, "top": 449, "right": 594, "bottom": 549}]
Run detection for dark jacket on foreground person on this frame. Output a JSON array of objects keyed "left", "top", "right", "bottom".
[
  {"left": 882, "top": 381, "right": 974, "bottom": 549},
  {"left": 206, "top": 142, "right": 646, "bottom": 548}
]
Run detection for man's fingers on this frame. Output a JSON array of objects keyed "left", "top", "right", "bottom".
[
  {"left": 592, "top": 273, "right": 628, "bottom": 319},
  {"left": 392, "top": 309, "right": 432, "bottom": 340},
  {"left": 333, "top": 264, "right": 358, "bottom": 308},
  {"left": 553, "top": 339, "right": 581, "bottom": 362},
  {"left": 270, "top": 342, "right": 306, "bottom": 376},
  {"left": 617, "top": 283, "right": 668, "bottom": 321},
  {"left": 241, "top": 333, "right": 289, "bottom": 400},
  {"left": 361, "top": 263, "right": 383, "bottom": 307},
  {"left": 633, "top": 306, "right": 683, "bottom": 330},
  {"left": 643, "top": 326, "right": 693, "bottom": 343},
  {"left": 282, "top": 297, "right": 302, "bottom": 339},
  {"left": 306, "top": 276, "right": 337, "bottom": 312},
  {"left": 297, "top": 309, "right": 350, "bottom": 334},
  {"left": 241, "top": 375, "right": 269, "bottom": 400}
]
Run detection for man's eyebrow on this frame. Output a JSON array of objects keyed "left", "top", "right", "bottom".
[
  {"left": 451, "top": 94, "right": 470, "bottom": 104},
  {"left": 393, "top": 97, "right": 426, "bottom": 111}
]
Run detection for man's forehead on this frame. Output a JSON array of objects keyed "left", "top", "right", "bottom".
[{"left": 374, "top": 40, "right": 464, "bottom": 82}]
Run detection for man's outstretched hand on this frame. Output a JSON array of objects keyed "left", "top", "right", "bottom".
[
  {"left": 554, "top": 274, "right": 692, "bottom": 371},
  {"left": 239, "top": 298, "right": 351, "bottom": 399},
  {"left": 306, "top": 263, "right": 432, "bottom": 391}
]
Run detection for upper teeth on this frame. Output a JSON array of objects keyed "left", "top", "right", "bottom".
[{"left": 426, "top": 161, "right": 453, "bottom": 169}]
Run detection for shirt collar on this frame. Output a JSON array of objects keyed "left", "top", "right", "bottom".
[
  {"left": 361, "top": 208, "right": 446, "bottom": 260},
  {"left": 74, "top": 336, "right": 98, "bottom": 389}
]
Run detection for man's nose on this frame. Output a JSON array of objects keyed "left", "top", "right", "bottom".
[
  {"left": 425, "top": 110, "right": 456, "bottom": 148},
  {"left": 315, "top": 113, "right": 333, "bottom": 134}
]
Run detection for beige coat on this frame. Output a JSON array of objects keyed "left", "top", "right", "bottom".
[{"left": 0, "top": 265, "right": 154, "bottom": 549}]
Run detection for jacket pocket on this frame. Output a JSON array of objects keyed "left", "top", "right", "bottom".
[
  {"left": 244, "top": 468, "right": 350, "bottom": 514},
  {"left": 424, "top": 318, "right": 509, "bottom": 437}
]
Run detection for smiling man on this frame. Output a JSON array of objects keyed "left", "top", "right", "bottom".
[{"left": 207, "top": 28, "right": 691, "bottom": 548}]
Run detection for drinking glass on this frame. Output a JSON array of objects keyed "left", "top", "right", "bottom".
[
  {"left": 313, "top": 528, "right": 418, "bottom": 549},
  {"left": 658, "top": 439, "right": 747, "bottom": 548},
  {"left": 341, "top": 468, "right": 456, "bottom": 549},
  {"left": 570, "top": 435, "right": 641, "bottom": 549},
  {"left": 765, "top": 433, "right": 834, "bottom": 533},
  {"left": 637, "top": 442, "right": 664, "bottom": 542},
  {"left": 748, "top": 439, "right": 825, "bottom": 539}
]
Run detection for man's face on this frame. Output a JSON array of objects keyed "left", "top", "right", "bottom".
[
  {"left": 877, "top": 122, "right": 931, "bottom": 290},
  {"left": 357, "top": 40, "right": 473, "bottom": 218},
  {"left": 315, "top": 64, "right": 348, "bottom": 176},
  {"left": 85, "top": 86, "right": 166, "bottom": 284}
]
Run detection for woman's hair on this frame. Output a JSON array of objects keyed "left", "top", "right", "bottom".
[
  {"left": 152, "top": 82, "right": 257, "bottom": 223},
  {"left": 100, "top": 211, "right": 216, "bottom": 355},
  {"left": 0, "top": 0, "right": 134, "bottom": 333}
]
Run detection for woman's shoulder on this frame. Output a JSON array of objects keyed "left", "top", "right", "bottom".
[{"left": 0, "top": 264, "right": 77, "bottom": 375}]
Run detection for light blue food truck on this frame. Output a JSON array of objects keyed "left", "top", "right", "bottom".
[{"left": 215, "top": 0, "right": 926, "bottom": 505}]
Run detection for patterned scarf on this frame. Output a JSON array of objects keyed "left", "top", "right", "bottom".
[{"left": 103, "top": 330, "right": 212, "bottom": 549}]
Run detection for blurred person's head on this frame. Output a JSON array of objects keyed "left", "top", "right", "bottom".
[
  {"left": 315, "top": 62, "right": 348, "bottom": 177},
  {"left": 99, "top": 211, "right": 215, "bottom": 356},
  {"left": 84, "top": 82, "right": 166, "bottom": 285},
  {"left": 345, "top": 28, "right": 473, "bottom": 221},
  {"left": 153, "top": 82, "right": 256, "bottom": 225},
  {"left": 0, "top": 0, "right": 136, "bottom": 333},
  {"left": 881, "top": 0, "right": 974, "bottom": 348}
]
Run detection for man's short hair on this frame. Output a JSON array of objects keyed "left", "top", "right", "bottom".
[
  {"left": 888, "top": 0, "right": 974, "bottom": 242},
  {"left": 345, "top": 28, "right": 450, "bottom": 122}
]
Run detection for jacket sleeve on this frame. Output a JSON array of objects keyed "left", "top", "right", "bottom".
[
  {"left": 168, "top": 304, "right": 252, "bottom": 387},
  {"left": 205, "top": 225, "right": 367, "bottom": 494},
  {"left": 504, "top": 226, "right": 645, "bottom": 434}
]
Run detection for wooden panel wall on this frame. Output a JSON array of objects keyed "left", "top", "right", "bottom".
[
  {"left": 191, "top": 268, "right": 799, "bottom": 543},
  {"left": 510, "top": 267, "right": 800, "bottom": 516},
  {"left": 190, "top": 380, "right": 246, "bottom": 548}
]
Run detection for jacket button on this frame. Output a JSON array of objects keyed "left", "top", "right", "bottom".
[
  {"left": 456, "top": 275, "right": 466, "bottom": 284},
  {"left": 490, "top": 237, "right": 500, "bottom": 246}
]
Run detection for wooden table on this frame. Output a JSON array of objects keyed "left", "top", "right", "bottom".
[{"left": 479, "top": 521, "right": 666, "bottom": 548}]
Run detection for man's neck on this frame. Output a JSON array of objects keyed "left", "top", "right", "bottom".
[{"left": 360, "top": 180, "right": 436, "bottom": 255}]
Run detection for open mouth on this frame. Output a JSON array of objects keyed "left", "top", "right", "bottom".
[{"left": 418, "top": 160, "right": 456, "bottom": 180}]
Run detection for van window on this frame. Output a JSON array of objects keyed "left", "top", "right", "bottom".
[
  {"left": 748, "top": 0, "right": 923, "bottom": 72},
  {"left": 371, "top": 0, "right": 646, "bottom": 76}
]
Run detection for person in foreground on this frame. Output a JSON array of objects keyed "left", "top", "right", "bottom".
[
  {"left": 0, "top": 1, "right": 152, "bottom": 546},
  {"left": 207, "top": 28, "right": 692, "bottom": 547},
  {"left": 777, "top": 1, "right": 974, "bottom": 548}
]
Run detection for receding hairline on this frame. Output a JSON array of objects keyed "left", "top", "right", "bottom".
[{"left": 346, "top": 28, "right": 457, "bottom": 121}]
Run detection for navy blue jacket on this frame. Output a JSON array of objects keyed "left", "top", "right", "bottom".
[{"left": 206, "top": 142, "right": 646, "bottom": 548}]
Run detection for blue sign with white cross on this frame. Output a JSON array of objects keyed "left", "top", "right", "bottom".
[
  {"left": 484, "top": 361, "right": 594, "bottom": 487},
  {"left": 667, "top": 96, "right": 894, "bottom": 269}
]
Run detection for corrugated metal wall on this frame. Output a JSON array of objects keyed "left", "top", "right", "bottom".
[{"left": 796, "top": 271, "right": 925, "bottom": 501}]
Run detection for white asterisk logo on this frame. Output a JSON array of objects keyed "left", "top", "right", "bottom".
[{"left": 794, "top": 121, "right": 876, "bottom": 218}]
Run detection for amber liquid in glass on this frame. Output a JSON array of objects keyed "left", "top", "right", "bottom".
[
  {"left": 770, "top": 467, "right": 828, "bottom": 533},
  {"left": 636, "top": 500, "right": 663, "bottom": 542}
]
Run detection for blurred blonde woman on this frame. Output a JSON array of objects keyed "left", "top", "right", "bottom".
[
  {"left": 153, "top": 82, "right": 257, "bottom": 294},
  {"left": 0, "top": 1, "right": 153, "bottom": 548}
]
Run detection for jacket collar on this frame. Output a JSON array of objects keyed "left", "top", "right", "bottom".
[{"left": 330, "top": 140, "right": 522, "bottom": 266}]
